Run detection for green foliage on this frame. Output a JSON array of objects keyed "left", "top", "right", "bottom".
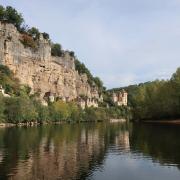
[
  {"left": 68, "top": 102, "right": 81, "bottom": 122},
  {"left": 0, "top": 6, "right": 24, "bottom": 30},
  {"left": 20, "top": 27, "right": 42, "bottom": 48},
  {"left": 49, "top": 101, "right": 70, "bottom": 121},
  {"left": 4, "top": 96, "right": 38, "bottom": 123},
  {"left": 51, "top": 43, "right": 62, "bottom": 57},
  {"left": 42, "top": 32, "right": 50, "bottom": 40},
  {"left": 75, "top": 59, "right": 104, "bottom": 91},
  {"left": 0, "top": 65, "right": 20, "bottom": 95},
  {"left": 0, "top": 65, "right": 111, "bottom": 124},
  {"left": 28, "top": 27, "right": 40, "bottom": 40},
  {"left": 34, "top": 101, "right": 50, "bottom": 123},
  {"left": 84, "top": 107, "right": 107, "bottom": 122},
  {"left": 0, "top": 5, "right": 5, "bottom": 21},
  {"left": 0, "top": 5, "right": 50, "bottom": 48},
  {"left": 69, "top": 51, "right": 75, "bottom": 57},
  {"left": 93, "top": 77, "right": 103, "bottom": 90},
  {"left": 75, "top": 59, "right": 92, "bottom": 78},
  {"left": 0, "top": 95, "right": 5, "bottom": 122},
  {"left": 117, "top": 67, "right": 180, "bottom": 121}
]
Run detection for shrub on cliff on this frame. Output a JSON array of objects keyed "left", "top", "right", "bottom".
[
  {"left": 75, "top": 59, "right": 104, "bottom": 92},
  {"left": 0, "top": 5, "right": 24, "bottom": 30},
  {"left": 20, "top": 34, "right": 37, "bottom": 49},
  {"left": 0, "top": 65, "right": 20, "bottom": 95},
  {"left": 0, "top": 5, "right": 5, "bottom": 21},
  {"left": 51, "top": 43, "right": 62, "bottom": 57},
  {"left": 28, "top": 27, "right": 40, "bottom": 40},
  {"left": 42, "top": 32, "right": 50, "bottom": 40}
]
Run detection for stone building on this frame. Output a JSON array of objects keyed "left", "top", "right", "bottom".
[
  {"left": 77, "top": 97, "right": 99, "bottom": 109},
  {"left": 112, "top": 89, "right": 128, "bottom": 106}
]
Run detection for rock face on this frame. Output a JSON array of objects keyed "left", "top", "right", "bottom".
[{"left": 0, "top": 22, "right": 101, "bottom": 107}]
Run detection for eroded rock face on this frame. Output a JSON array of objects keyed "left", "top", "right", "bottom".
[{"left": 0, "top": 22, "right": 100, "bottom": 104}]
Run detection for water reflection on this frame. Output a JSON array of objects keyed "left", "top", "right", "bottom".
[{"left": 0, "top": 123, "right": 180, "bottom": 180}]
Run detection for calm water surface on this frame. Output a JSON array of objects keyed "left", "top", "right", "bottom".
[{"left": 0, "top": 123, "right": 180, "bottom": 180}]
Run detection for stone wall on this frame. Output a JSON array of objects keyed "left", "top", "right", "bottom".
[{"left": 0, "top": 22, "right": 101, "bottom": 107}]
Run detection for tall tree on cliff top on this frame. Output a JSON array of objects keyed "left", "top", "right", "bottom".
[
  {"left": 4, "top": 6, "right": 24, "bottom": 30},
  {"left": 0, "top": 5, "right": 5, "bottom": 21}
]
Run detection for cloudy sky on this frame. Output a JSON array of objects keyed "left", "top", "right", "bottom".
[{"left": 1, "top": 0, "right": 180, "bottom": 88}]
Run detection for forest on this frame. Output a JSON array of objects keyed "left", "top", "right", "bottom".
[{"left": 111, "top": 68, "right": 180, "bottom": 121}]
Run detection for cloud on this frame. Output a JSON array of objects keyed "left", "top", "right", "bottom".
[{"left": 1, "top": 0, "right": 180, "bottom": 88}]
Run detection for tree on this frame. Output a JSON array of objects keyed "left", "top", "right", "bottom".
[
  {"left": 68, "top": 102, "right": 81, "bottom": 122},
  {"left": 34, "top": 101, "right": 50, "bottom": 123},
  {"left": 5, "top": 6, "right": 24, "bottom": 30},
  {"left": 69, "top": 51, "right": 75, "bottom": 57},
  {"left": 4, "top": 97, "right": 38, "bottom": 123},
  {"left": 42, "top": 32, "right": 50, "bottom": 40},
  {"left": 28, "top": 27, "right": 40, "bottom": 39},
  {"left": 51, "top": 43, "right": 62, "bottom": 57},
  {"left": 0, "top": 95, "right": 5, "bottom": 122},
  {"left": 49, "top": 101, "right": 70, "bottom": 121},
  {"left": 0, "top": 5, "right": 5, "bottom": 21},
  {"left": 0, "top": 65, "right": 20, "bottom": 95},
  {"left": 93, "top": 77, "right": 103, "bottom": 90}
]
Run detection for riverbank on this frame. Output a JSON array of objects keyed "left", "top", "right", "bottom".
[
  {"left": 143, "top": 120, "right": 180, "bottom": 125},
  {"left": 0, "top": 120, "right": 102, "bottom": 128},
  {"left": 0, "top": 122, "right": 41, "bottom": 128}
]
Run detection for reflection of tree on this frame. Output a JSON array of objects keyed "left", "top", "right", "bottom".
[
  {"left": 129, "top": 124, "right": 180, "bottom": 169},
  {"left": 0, "top": 127, "right": 44, "bottom": 179},
  {"left": 0, "top": 123, "right": 129, "bottom": 179}
]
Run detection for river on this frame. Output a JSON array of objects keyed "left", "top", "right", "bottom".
[{"left": 0, "top": 123, "right": 180, "bottom": 180}]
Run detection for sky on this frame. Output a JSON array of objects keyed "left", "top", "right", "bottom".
[{"left": 1, "top": 0, "right": 180, "bottom": 89}]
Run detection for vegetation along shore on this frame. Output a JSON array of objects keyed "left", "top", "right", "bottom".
[{"left": 1, "top": 5, "right": 180, "bottom": 125}]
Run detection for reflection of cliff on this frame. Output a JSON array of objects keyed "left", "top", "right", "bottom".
[
  {"left": 13, "top": 127, "right": 107, "bottom": 180},
  {"left": 0, "top": 125, "right": 107, "bottom": 179},
  {"left": 0, "top": 123, "right": 132, "bottom": 179},
  {"left": 129, "top": 124, "right": 180, "bottom": 168},
  {"left": 115, "top": 131, "right": 130, "bottom": 151}
]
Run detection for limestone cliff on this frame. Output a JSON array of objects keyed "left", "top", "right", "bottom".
[{"left": 0, "top": 22, "right": 101, "bottom": 107}]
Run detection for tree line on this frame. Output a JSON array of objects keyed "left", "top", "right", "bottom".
[
  {"left": 0, "top": 65, "right": 129, "bottom": 124},
  {"left": 116, "top": 68, "right": 180, "bottom": 121}
]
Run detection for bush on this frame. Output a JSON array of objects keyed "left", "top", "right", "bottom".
[
  {"left": 0, "top": 5, "right": 5, "bottom": 21},
  {"left": 28, "top": 27, "right": 40, "bottom": 40},
  {"left": 0, "top": 95, "right": 5, "bottom": 122},
  {"left": 34, "top": 101, "right": 50, "bottom": 123},
  {"left": 0, "top": 65, "right": 20, "bottom": 95},
  {"left": 20, "top": 34, "right": 37, "bottom": 49},
  {"left": 4, "top": 97, "right": 38, "bottom": 124},
  {"left": 49, "top": 101, "right": 70, "bottom": 121},
  {"left": 42, "top": 32, "right": 50, "bottom": 40},
  {"left": 51, "top": 43, "right": 62, "bottom": 57},
  {"left": 0, "top": 6, "right": 24, "bottom": 30},
  {"left": 83, "top": 107, "right": 107, "bottom": 122},
  {"left": 75, "top": 59, "right": 104, "bottom": 91},
  {"left": 68, "top": 102, "right": 82, "bottom": 122}
]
